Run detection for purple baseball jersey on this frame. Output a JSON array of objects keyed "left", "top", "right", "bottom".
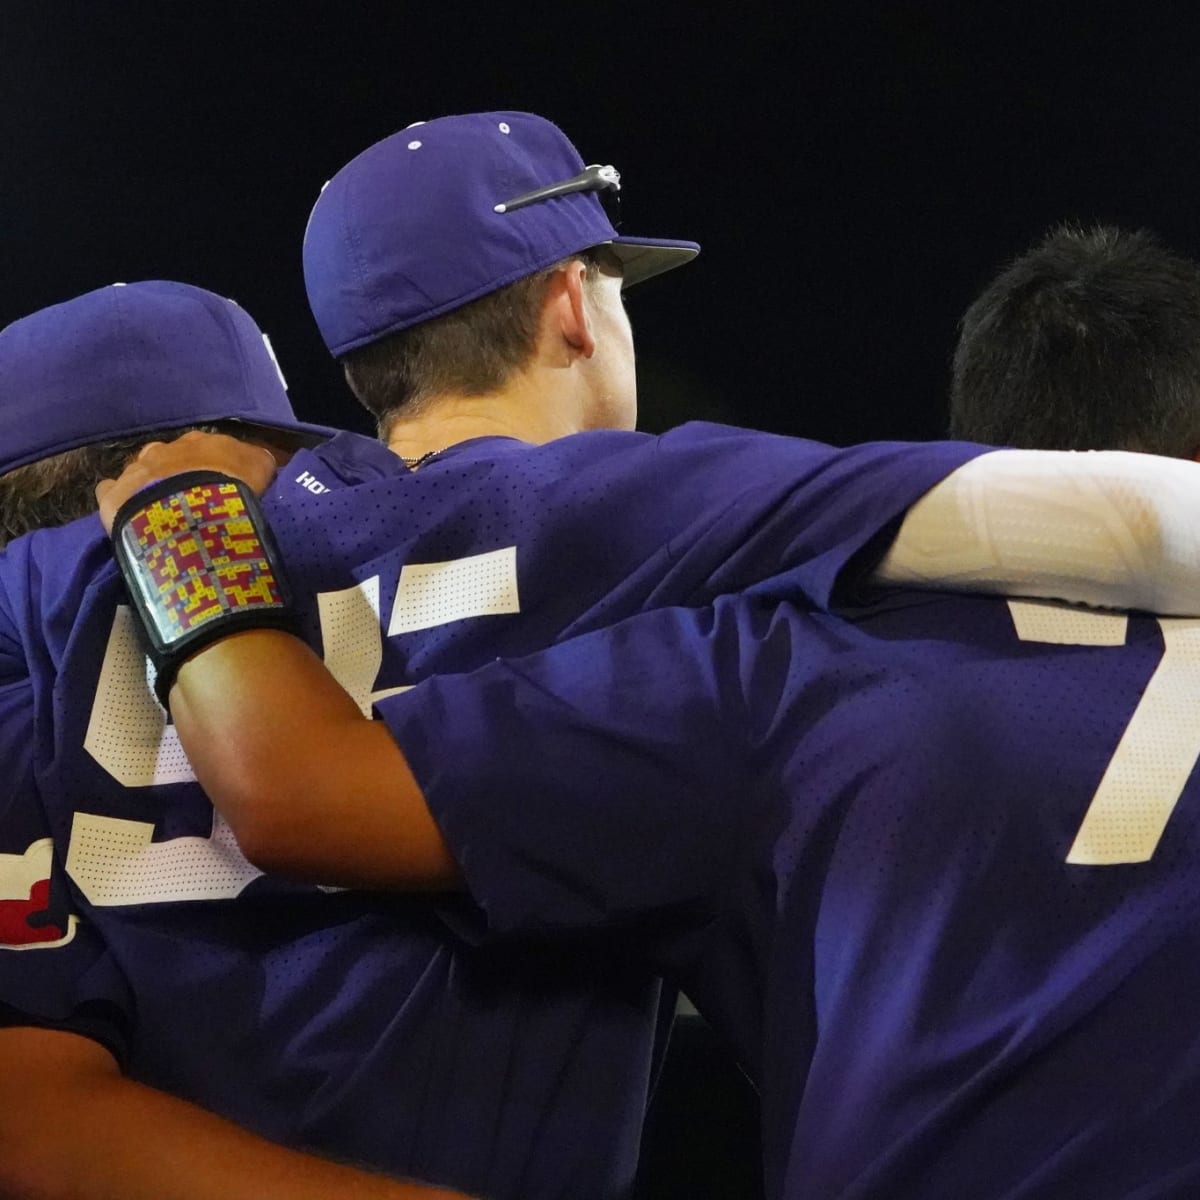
[
  {"left": 0, "top": 423, "right": 979, "bottom": 1196},
  {"left": 383, "top": 590, "right": 1200, "bottom": 1198}
]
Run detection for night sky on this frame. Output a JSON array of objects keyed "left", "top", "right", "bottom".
[{"left": 5, "top": 1, "right": 1200, "bottom": 446}]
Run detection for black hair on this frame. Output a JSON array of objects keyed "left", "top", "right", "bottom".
[{"left": 950, "top": 224, "right": 1200, "bottom": 457}]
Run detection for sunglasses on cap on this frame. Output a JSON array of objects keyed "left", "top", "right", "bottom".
[{"left": 493, "top": 163, "right": 622, "bottom": 229}]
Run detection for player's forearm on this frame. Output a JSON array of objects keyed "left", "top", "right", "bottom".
[
  {"left": 168, "top": 630, "right": 459, "bottom": 890},
  {"left": 0, "top": 1028, "right": 472, "bottom": 1200},
  {"left": 876, "top": 448, "right": 1200, "bottom": 613},
  {"left": 92, "top": 438, "right": 457, "bottom": 890}
]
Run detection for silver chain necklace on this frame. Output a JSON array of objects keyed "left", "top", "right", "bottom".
[{"left": 399, "top": 447, "right": 450, "bottom": 470}]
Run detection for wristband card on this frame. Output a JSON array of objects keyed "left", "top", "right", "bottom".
[{"left": 116, "top": 474, "right": 289, "bottom": 652}]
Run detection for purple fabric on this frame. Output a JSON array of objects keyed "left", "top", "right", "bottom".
[
  {"left": 0, "top": 281, "right": 336, "bottom": 474},
  {"left": 387, "top": 592, "right": 1200, "bottom": 1198}
]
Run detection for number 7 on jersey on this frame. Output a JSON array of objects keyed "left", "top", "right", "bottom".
[{"left": 1008, "top": 600, "right": 1200, "bottom": 865}]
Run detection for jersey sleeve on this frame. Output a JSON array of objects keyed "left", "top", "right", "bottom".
[
  {"left": 376, "top": 604, "right": 754, "bottom": 941},
  {"left": 649, "top": 424, "right": 986, "bottom": 609},
  {"left": 544, "top": 424, "right": 986, "bottom": 633},
  {"left": 610, "top": 429, "right": 1200, "bottom": 620}
]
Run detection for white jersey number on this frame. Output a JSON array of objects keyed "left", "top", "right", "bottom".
[{"left": 1008, "top": 600, "right": 1200, "bottom": 865}]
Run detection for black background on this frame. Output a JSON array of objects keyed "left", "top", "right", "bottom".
[
  {"left": 5, "top": 4, "right": 1200, "bottom": 1194},
  {"left": 6, "top": 1, "right": 1200, "bottom": 446}
]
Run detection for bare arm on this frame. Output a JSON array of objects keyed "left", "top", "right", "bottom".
[
  {"left": 167, "top": 629, "right": 458, "bottom": 888},
  {"left": 0, "top": 1026, "right": 473, "bottom": 1200}
]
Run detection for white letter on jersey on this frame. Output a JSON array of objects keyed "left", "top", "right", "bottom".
[
  {"left": 1008, "top": 600, "right": 1200, "bottom": 864},
  {"left": 67, "top": 811, "right": 262, "bottom": 906},
  {"left": 317, "top": 576, "right": 407, "bottom": 713},
  {"left": 84, "top": 606, "right": 195, "bottom": 786},
  {"left": 388, "top": 546, "right": 519, "bottom": 635}
]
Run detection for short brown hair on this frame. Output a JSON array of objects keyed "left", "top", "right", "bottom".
[
  {"left": 340, "top": 252, "right": 602, "bottom": 437},
  {"left": 0, "top": 422, "right": 293, "bottom": 549},
  {"left": 0, "top": 436, "right": 146, "bottom": 549}
]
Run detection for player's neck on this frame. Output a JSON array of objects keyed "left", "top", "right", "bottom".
[{"left": 384, "top": 378, "right": 587, "bottom": 462}]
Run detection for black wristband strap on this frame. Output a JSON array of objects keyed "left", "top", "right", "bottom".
[{"left": 111, "top": 471, "right": 298, "bottom": 708}]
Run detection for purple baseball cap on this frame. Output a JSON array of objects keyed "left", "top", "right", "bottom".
[
  {"left": 303, "top": 110, "right": 700, "bottom": 357},
  {"left": 0, "top": 280, "right": 337, "bottom": 476}
]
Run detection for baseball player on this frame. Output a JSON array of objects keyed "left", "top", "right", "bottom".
[
  {"left": 0, "top": 282, "right": 467, "bottom": 1199},
  {"left": 300, "top": 111, "right": 697, "bottom": 470}
]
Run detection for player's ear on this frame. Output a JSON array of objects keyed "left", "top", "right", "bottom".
[{"left": 549, "top": 259, "right": 597, "bottom": 360}]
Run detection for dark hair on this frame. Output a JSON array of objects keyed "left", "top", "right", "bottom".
[
  {"left": 340, "top": 252, "right": 603, "bottom": 438},
  {"left": 950, "top": 224, "right": 1200, "bottom": 457},
  {"left": 0, "top": 421, "right": 293, "bottom": 549}
]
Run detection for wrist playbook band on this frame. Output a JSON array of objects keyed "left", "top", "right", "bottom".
[{"left": 111, "top": 471, "right": 298, "bottom": 708}]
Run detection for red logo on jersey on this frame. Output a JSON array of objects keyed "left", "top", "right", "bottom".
[{"left": 0, "top": 839, "right": 76, "bottom": 949}]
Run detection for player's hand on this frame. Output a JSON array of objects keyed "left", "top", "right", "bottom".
[{"left": 95, "top": 430, "right": 280, "bottom": 535}]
